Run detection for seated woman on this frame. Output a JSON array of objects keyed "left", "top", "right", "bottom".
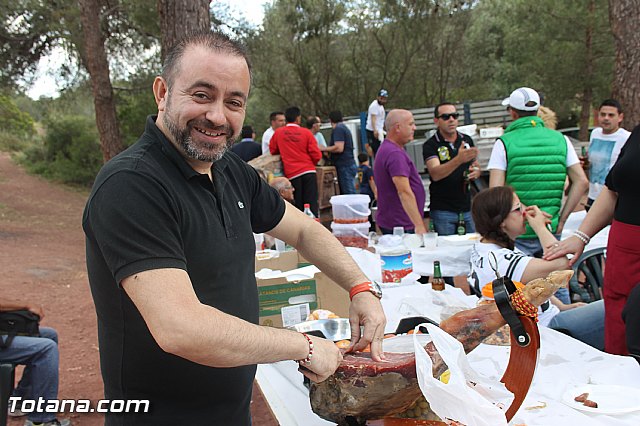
[{"left": 468, "top": 186, "right": 604, "bottom": 350}]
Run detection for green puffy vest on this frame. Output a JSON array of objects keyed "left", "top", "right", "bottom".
[{"left": 500, "top": 116, "right": 567, "bottom": 239}]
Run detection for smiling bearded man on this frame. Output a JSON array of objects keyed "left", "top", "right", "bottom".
[
  {"left": 82, "top": 30, "right": 386, "bottom": 426},
  {"left": 162, "top": 100, "right": 236, "bottom": 162}
]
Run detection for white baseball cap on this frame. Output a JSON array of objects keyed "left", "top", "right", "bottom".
[{"left": 502, "top": 87, "right": 540, "bottom": 111}]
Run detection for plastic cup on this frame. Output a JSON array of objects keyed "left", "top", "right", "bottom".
[
  {"left": 275, "top": 238, "right": 286, "bottom": 252},
  {"left": 254, "top": 233, "right": 264, "bottom": 251},
  {"left": 423, "top": 232, "right": 437, "bottom": 250},
  {"left": 393, "top": 226, "right": 405, "bottom": 237}
]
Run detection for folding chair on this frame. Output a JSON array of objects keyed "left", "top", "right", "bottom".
[
  {"left": 0, "top": 363, "right": 16, "bottom": 426},
  {"left": 570, "top": 247, "right": 606, "bottom": 302}
]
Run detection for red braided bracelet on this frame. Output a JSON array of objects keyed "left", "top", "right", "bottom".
[
  {"left": 297, "top": 332, "right": 314, "bottom": 364},
  {"left": 510, "top": 289, "right": 539, "bottom": 322}
]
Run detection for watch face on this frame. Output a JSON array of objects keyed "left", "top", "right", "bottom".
[{"left": 370, "top": 281, "right": 383, "bottom": 298}]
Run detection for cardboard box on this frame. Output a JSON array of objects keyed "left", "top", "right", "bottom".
[
  {"left": 315, "top": 273, "right": 350, "bottom": 318},
  {"left": 255, "top": 263, "right": 353, "bottom": 327},
  {"left": 256, "top": 267, "right": 319, "bottom": 328},
  {"left": 255, "top": 250, "right": 299, "bottom": 272}
]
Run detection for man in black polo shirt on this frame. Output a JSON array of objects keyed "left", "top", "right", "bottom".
[
  {"left": 422, "top": 102, "right": 480, "bottom": 235},
  {"left": 83, "top": 31, "right": 386, "bottom": 426}
]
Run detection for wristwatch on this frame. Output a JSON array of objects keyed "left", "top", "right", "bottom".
[{"left": 349, "top": 281, "right": 383, "bottom": 300}]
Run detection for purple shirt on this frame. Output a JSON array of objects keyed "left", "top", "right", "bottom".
[{"left": 374, "top": 139, "right": 426, "bottom": 230}]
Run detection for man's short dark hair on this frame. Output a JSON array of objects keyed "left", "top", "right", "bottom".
[
  {"left": 270, "top": 111, "right": 284, "bottom": 122},
  {"left": 509, "top": 107, "right": 538, "bottom": 118},
  {"left": 329, "top": 110, "right": 343, "bottom": 123},
  {"left": 599, "top": 99, "right": 623, "bottom": 113},
  {"left": 284, "top": 106, "right": 301, "bottom": 123},
  {"left": 358, "top": 153, "right": 369, "bottom": 163},
  {"left": 241, "top": 125, "right": 254, "bottom": 139},
  {"left": 305, "top": 115, "right": 318, "bottom": 129},
  {"left": 434, "top": 102, "right": 456, "bottom": 118},
  {"left": 162, "top": 30, "right": 252, "bottom": 88}
]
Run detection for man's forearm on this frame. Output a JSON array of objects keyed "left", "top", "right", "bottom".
[
  {"left": 489, "top": 169, "right": 505, "bottom": 187},
  {"left": 559, "top": 179, "right": 588, "bottom": 225},
  {"left": 427, "top": 157, "right": 461, "bottom": 181},
  {"left": 123, "top": 270, "right": 312, "bottom": 368},
  {"left": 398, "top": 190, "right": 425, "bottom": 231}
]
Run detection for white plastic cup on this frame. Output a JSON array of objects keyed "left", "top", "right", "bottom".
[
  {"left": 423, "top": 232, "right": 438, "bottom": 250},
  {"left": 253, "top": 233, "right": 264, "bottom": 251},
  {"left": 275, "top": 238, "right": 286, "bottom": 252},
  {"left": 393, "top": 226, "right": 405, "bottom": 237}
]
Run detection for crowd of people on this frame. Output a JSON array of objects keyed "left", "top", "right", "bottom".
[{"left": 3, "top": 28, "right": 637, "bottom": 425}]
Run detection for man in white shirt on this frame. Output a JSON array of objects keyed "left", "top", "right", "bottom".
[
  {"left": 585, "top": 99, "right": 630, "bottom": 209},
  {"left": 261, "top": 111, "right": 286, "bottom": 154},
  {"left": 365, "top": 89, "right": 388, "bottom": 157},
  {"left": 488, "top": 88, "right": 588, "bottom": 263}
]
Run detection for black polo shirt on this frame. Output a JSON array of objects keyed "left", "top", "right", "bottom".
[
  {"left": 83, "top": 116, "right": 285, "bottom": 425},
  {"left": 422, "top": 130, "right": 475, "bottom": 212}
]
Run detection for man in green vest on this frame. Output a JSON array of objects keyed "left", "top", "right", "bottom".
[{"left": 488, "top": 87, "right": 588, "bottom": 301}]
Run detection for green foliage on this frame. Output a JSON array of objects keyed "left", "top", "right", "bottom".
[
  {"left": 0, "top": 93, "right": 35, "bottom": 136},
  {"left": 462, "top": 0, "right": 613, "bottom": 121},
  {"left": 115, "top": 73, "right": 157, "bottom": 147},
  {"left": 247, "top": 0, "right": 476, "bottom": 117},
  {"left": 0, "top": 130, "right": 28, "bottom": 152},
  {"left": 20, "top": 114, "right": 102, "bottom": 186}
]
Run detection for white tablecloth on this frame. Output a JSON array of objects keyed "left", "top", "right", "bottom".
[
  {"left": 256, "top": 283, "right": 640, "bottom": 425},
  {"left": 374, "top": 211, "right": 609, "bottom": 279}
]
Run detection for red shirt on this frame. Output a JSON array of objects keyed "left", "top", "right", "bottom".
[{"left": 269, "top": 123, "right": 322, "bottom": 179}]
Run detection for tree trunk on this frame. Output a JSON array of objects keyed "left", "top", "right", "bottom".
[
  {"left": 579, "top": 0, "right": 595, "bottom": 142},
  {"left": 78, "top": 0, "right": 124, "bottom": 162},
  {"left": 609, "top": 0, "right": 640, "bottom": 129},
  {"left": 157, "top": 0, "right": 210, "bottom": 63}
]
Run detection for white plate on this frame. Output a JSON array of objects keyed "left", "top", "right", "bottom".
[
  {"left": 439, "top": 233, "right": 480, "bottom": 246},
  {"left": 561, "top": 384, "right": 640, "bottom": 414}
]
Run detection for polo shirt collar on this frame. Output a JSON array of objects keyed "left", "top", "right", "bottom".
[
  {"left": 146, "top": 115, "right": 230, "bottom": 180},
  {"left": 434, "top": 129, "right": 462, "bottom": 147}
]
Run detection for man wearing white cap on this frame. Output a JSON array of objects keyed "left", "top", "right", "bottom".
[
  {"left": 488, "top": 88, "right": 588, "bottom": 301},
  {"left": 365, "top": 89, "right": 388, "bottom": 157}
]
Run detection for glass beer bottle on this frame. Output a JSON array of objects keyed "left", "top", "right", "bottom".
[
  {"left": 457, "top": 212, "right": 466, "bottom": 236},
  {"left": 432, "top": 260, "right": 445, "bottom": 291}
]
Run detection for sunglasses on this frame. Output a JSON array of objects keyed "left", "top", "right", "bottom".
[{"left": 437, "top": 113, "right": 460, "bottom": 120}]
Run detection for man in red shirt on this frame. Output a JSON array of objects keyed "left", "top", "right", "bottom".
[{"left": 270, "top": 106, "right": 322, "bottom": 215}]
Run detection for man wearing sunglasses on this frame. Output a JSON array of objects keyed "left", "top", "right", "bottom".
[{"left": 422, "top": 102, "right": 480, "bottom": 236}]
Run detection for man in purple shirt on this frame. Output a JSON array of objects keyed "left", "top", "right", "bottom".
[{"left": 374, "top": 109, "right": 426, "bottom": 234}]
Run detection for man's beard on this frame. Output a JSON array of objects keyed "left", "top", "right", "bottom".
[{"left": 162, "top": 110, "right": 235, "bottom": 162}]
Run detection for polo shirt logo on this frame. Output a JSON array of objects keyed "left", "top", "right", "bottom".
[
  {"left": 438, "top": 146, "right": 451, "bottom": 161},
  {"left": 238, "top": 201, "right": 244, "bottom": 209}
]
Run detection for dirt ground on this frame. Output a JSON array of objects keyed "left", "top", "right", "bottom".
[{"left": 0, "top": 152, "right": 277, "bottom": 426}]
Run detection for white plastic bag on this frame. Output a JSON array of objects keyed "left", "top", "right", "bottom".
[{"left": 413, "top": 323, "right": 513, "bottom": 426}]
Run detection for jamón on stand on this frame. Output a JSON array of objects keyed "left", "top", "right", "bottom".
[{"left": 309, "top": 270, "right": 573, "bottom": 425}]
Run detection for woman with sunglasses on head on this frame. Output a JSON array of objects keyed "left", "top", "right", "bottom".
[{"left": 468, "top": 186, "right": 604, "bottom": 350}]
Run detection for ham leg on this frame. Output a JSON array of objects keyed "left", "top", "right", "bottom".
[{"left": 309, "top": 270, "right": 572, "bottom": 425}]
